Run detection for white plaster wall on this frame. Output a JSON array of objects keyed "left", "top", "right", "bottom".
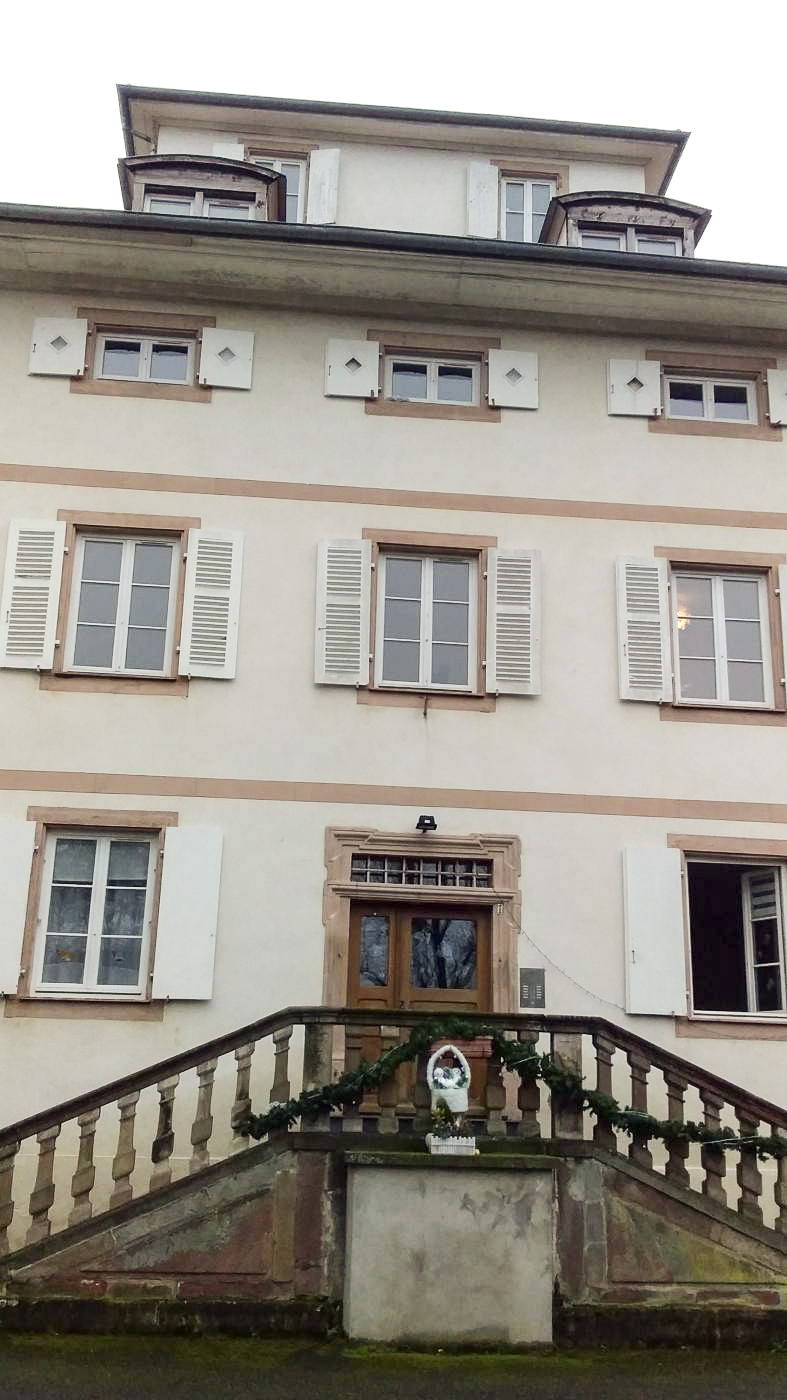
[
  {"left": 569, "top": 160, "right": 646, "bottom": 193},
  {"left": 156, "top": 126, "right": 233, "bottom": 156}
]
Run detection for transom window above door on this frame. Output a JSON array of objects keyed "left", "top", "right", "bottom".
[
  {"left": 500, "top": 178, "right": 555, "bottom": 242},
  {"left": 671, "top": 570, "right": 773, "bottom": 708},
  {"left": 65, "top": 534, "right": 179, "bottom": 676},
  {"left": 375, "top": 553, "right": 478, "bottom": 691},
  {"left": 384, "top": 356, "right": 480, "bottom": 406},
  {"left": 351, "top": 853, "right": 493, "bottom": 888}
]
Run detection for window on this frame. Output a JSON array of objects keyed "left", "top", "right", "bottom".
[
  {"left": 671, "top": 570, "right": 773, "bottom": 708},
  {"left": 688, "top": 860, "right": 786, "bottom": 1017},
  {"left": 581, "top": 228, "right": 683, "bottom": 255},
  {"left": 64, "top": 534, "right": 179, "bottom": 677},
  {"left": 144, "top": 191, "right": 254, "bottom": 220},
  {"left": 253, "top": 157, "right": 305, "bottom": 222},
  {"left": 636, "top": 235, "right": 681, "bottom": 255},
  {"left": 581, "top": 231, "right": 626, "bottom": 251},
  {"left": 96, "top": 333, "right": 194, "bottom": 386},
  {"left": 500, "top": 178, "right": 555, "bottom": 242},
  {"left": 351, "top": 853, "right": 492, "bottom": 887},
  {"left": 375, "top": 553, "right": 478, "bottom": 691},
  {"left": 384, "top": 355, "right": 480, "bottom": 407},
  {"left": 665, "top": 375, "right": 756, "bottom": 424},
  {"left": 33, "top": 830, "right": 157, "bottom": 997}
]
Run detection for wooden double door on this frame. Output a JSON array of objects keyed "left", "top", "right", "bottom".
[{"left": 348, "top": 902, "right": 491, "bottom": 1013}]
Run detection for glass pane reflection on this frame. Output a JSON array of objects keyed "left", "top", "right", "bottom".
[
  {"left": 410, "top": 918, "right": 477, "bottom": 989},
  {"left": 359, "top": 914, "right": 390, "bottom": 987}
]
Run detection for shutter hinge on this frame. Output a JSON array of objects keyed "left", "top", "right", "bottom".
[
  {"left": 54, "top": 639, "right": 60, "bottom": 648},
  {"left": 370, "top": 561, "right": 376, "bottom": 571}
]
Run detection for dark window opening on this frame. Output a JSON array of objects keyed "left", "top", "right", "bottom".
[{"left": 688, "top": 861, "right": 784, "bottom": 1015}]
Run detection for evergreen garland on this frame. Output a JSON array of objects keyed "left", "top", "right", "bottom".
[{"left": 239, "top": 1017, "right": 787, "bottom": 1161}]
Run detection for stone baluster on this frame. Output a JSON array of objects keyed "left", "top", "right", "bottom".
[
  {"left": 230, "top": 1042, "right": 255, "bottom": 1152},
  {"left": 516, "top": 1029, "right": 541, "bottom": 1139},
  {"left": 395, "top": 1030, "right": 417, "bottom": 1125},
  {"left": 0, "top": 1139, "right": 20, "bottom": 1256},
  {"left": 189, "top": 1058, "right": 218, "bottom": 1174},
  {"left": 663, "top": 1073, "right": 690, "bottom": 1189},
  {"left": 550, "top": 1031, "right": 583, "bottom": 1140},
  {"left": 592, "top": 1033, "right": 617, "bottom": 1154},
  {"left": 625, "top": 1050, "right": 653, "bottom": 1171},
  {"left": 268, "top": 1027, "right": 293, "bottom": 1136},
  {"left": 68, "top": 1108, "right": 101, "bottom": 1226},
  {"left": 484, "top": 1048, "right": 507, "bottom": 1137},
  {"left": 150, "top": 1074, "right": 179, "bottom": 1192},
  {"left": 302, "top": 1022, "right": 333, "bottom": 1132},
  {"left": 735, "top": 1107, "right": 763, "bottom": 1224},
  {"left": 773, "top": 1125, "right": 787, "bottom": 1233},
  {"left": 26, "top": 1125, "right": 61, "bottom": 1245},
  {"left": 377, "top": 1027, "right": 400, "bottom": 1135},
  {"left": 110, "top": 1091, "right": 140, "bottom": 1208},
  {"left": 357, "top": 1026, "right": 382, "bottom": 1125},
  {"left": 700, "top": 1090, "right": 727, "bottom": 1206}
]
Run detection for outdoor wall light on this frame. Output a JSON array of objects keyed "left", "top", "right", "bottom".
[{"left": 416, "top": 814, "right": 438, "bottom": 834}]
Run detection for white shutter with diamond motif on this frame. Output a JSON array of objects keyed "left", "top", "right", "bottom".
[
  {"left": 766, "top": 370, "right": 787, "bottom": 426},
  {"left": 487, "top": 350, "right": 539, "bottom": 409},
  {"left": 324, "top": 339, "right": 380, "bottom": 398},
  {"left": 616, "top": 558, "right": 671, "bottom": 702},
  {"left": 485, "top": 549, "right": 540, "bottom": 696},
  {"left": 178, "top": 531, "right": 243, "bottom": 679},
  {"left": 29, "top": 318, "right": 88, "bottom": 377},
  {"left": 198, "top": 329, "right": 254, "bottom": 389},
  {"left": 607, "top": 359, "right": 662, "bottom": 416},
  {"left": 0, "top": 520, "right": 65, "bottom": 670},
  {"left": 314, "top": 539, "right": 372, "bottom": 686}
]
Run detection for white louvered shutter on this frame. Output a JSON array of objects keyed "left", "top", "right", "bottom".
[
  {"left": 766, "top": 369, "right": 787, "bottom": 426},
  {"left": 324, "top": 339, "right": 380, "bottom": 398},
  {"left": 487, "top": 350, "right": 539, "bottom": 409},
  {"left": 179, "top": 531, "right": 243, "bottom": 679},
  {"left": 0, "top": 520, "right": 65, "bottom": 670},
  {"left": 616, "top": 558, "right": 671, "bottom": 703},
  {"left": 198, "top": 329, "right": 255, "bottom": 390},
  {"left": 607, "top": 359, "right": 662, "bottom": 417},
  {"left": 485, "top": 549, "right": 541, "bottom": 696},
  {"left": 742, "top": 871, "right": 781, "bottom": 1004},
  {"left": 0, "top": 821, "right": 36, "bottom": 994},
  {"left": 314, "top": 539, "right": 372, "bottom": 686},
  {"left": 152, "top": 827, "right": 223, "bottom": 1000},
  {"left": 28, "top": 318, "right": 88, "bottom": 377},
  {"left": 466, "top": 161, "right": 498, "bottom": 238},
  {"left": 778, "top": 567, "right": 787, "bottom": 693},
  {"left": 623, "top": 846, "right": 687, "bottom": 1016},
  {"left": 305, "top": 148, "right": 340, "bottom": 224}
]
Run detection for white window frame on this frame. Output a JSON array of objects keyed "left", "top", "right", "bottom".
[
  {"left": 95, "top": 333, "right": 195, "bottom": 386},
  {"left": 383, "top": 355, "right": 481, "bottom": 407},
  {"left": 664, "top": 374, "right": 758, "bottom": 424},
  {"left": 580, "top": 229, "right": 626, "bottom": 251},
  {"left": 636, "top": 234, "right": 682, "bottom": 255},
  {"left": 253, "top": 157, "right": 307, "bottom": 222},
  {"left": 143, "top": 191, "right": 254, "bottom": 220},
  {"left": 374, "top": 552, "right": 478, "bottom": 693},
  {"left": 670, "top": 569, "right": 774, "bottom": 710},
  {"left": 687, "top": 856, "right": 787, "bottom": 1021},
  {"left": 64, "top": 533, "right": 180, "bottom": 679},
  {"left": 32, "top": 829, "right": 158, "bottom": 999},
  {"left": 499, "top": 178, "right": 556, "bottom": 243},
  {"left": 203, "top": 198, "right": 255, "bottom": 221}
]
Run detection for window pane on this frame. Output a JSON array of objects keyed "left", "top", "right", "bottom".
[
  {"left": 436, "top": 365, "right": 474, "bottom": 403},
  {"left": 432, "top": 601, "right": 469, "bottom": 644},
  {"left": 382, "top": 640, "right": 420, "bottom": 683},
  {"left": 532, "top": 213, "right": 547, "bottom": 241},
  {"left": 531, "top": 184, "right": 552, "bottom": 216},
  {"left": 42, "top": 934, "right": 87, "bottom": 984},
  {"left": 432, "top": 643, "right": 469, "bottom": 686},
  {"left": 129, "top": 585, "right": 170, "bottom": 627},
  {"left": 77, "top": 581, "right": 119, "bottom": 625},
  {"left": 637, "top": 238, "right": 678, "bottom": 255},
  {"left": 150, "top": 343, "right": 189, "bottom": 382},
  {"left": 384, "top": 598, "right": 421, "bottom": 640},
  {"left": 754, "top": 920, "right": 779, "bottom": 965},
  {"left": 47, "top": 885, "right": 92, "bottom": 935},
  {"left": 147, "top": 198, "right": 191, "bottom": 215},
  {"left": 206, "top": 202, "right": 250, "bottom": 220},
  {"left": 102, "top": 887, "right": 146, "bottom": 939},
  {"left": 506, "top": 182, "right": 525, "bottom": 213},
  {"left": 433, "top": 559, "right": 470, "bottom": 602},
  {"left": 675, "top": 575, "right": 712, "bottom": 616},
  {"left": 101, "top": 340, "right": 141, "bottom": 378},
  {"left": 410, "top": 918, "right": 477, "bottom": 989},
  {"left": 726, "top": 620, "right": 762, "bottom": 662},
  {"left": 73, "top": 625, "right": 116, "bottom": 668},
  {"left": 756, "top": 964, "right": 783, "bottom": 1013},
  {"left": 53, "top": 838, "right": 96, "bottom": 884},
  {"left": 391, "top": 362, "right": 427, "bottom": 400},
  {"left": 669, "top": 381, "right": 704, "bottom": 416},
  {"left": 581, "top": 234, "right": 623, "bottom": 250},
  {"left": 285, "top": 193, "right": 299, "bottom": 222},
  {"left": 82, "top": 540, "right": 122, "bottom": 582},
  {"left": 125, "top": 627, "right": 167, "bottom": 671},
  {"left": 132, "top": 543, "right": 173, "bottom": 587},
  {"left": 97, "top": 936, "right": 143, "bottom": 987},
  {"left": 359, "top": 914, "right": 389, "bottom": 987},
  {"left": 677, "top": 617, "right": 714, "bottom": 658},
  {"left": 679, "top": 658, "right": 717, "bottom": 699},
  {"left": 723, "top": 578, "right": 759, "bottom": 620},
  {"left": 281, "top": 163, "right": 301, "bottom": 193},
  {"left": 713, "top": 384, "right": 750, "bottom": 421},
  {"left": 727, "top": 661, "right": 765, "bottom": 703},
  {"left": 505, "top": 212, "right": 524, "bottom": 241},
  {"left": 386, "top": 557, "right": 422, "bottom": 599},
  {"left": 107, "top": 840, "right": 150, "bottom": 886}
]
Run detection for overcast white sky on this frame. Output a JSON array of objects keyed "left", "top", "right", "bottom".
[{"left": 2, "top": 1, "right": 786, "bottom": 265}]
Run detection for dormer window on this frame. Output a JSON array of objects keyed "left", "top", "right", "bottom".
[
  {"left": 540, "top": 191, "right": 708, "bottom": 257},
  {"left": 579, "top": 227, "right": 683, "bottom": 255},
  {"left": 143, "top": 192, "right": 255, "bottom": 220},
  {"left": 120, "top": 154, "right": 285, "bottom": 223}
]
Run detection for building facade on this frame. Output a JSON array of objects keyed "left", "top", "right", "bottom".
[{"left": 1, "top": 86, "right": 787, "bottom": 1130}]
